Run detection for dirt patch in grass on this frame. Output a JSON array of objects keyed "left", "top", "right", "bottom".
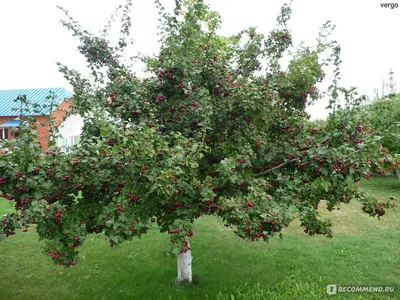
[{"left": 316, "top": 200, "right": 363, "bottom": 236}]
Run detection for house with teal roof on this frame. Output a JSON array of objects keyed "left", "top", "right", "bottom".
[{"left": 0, "top": 87, "right": 83, "bottom": 152}]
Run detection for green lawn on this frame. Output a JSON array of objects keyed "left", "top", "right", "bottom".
[{"left": 0, "top": 176, "right": 399, "bottom": 300}]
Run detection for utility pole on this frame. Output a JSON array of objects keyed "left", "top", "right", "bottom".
[
  {"left": 374, "top": 88, "right": 379, "bottom": 100},
  {"left": 388, "top": 68, "right": 396, "bottom": 95}
]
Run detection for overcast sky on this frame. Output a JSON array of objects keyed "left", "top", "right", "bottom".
[{"left": 0, "top": 0, "right": 399, "bottom": 119}]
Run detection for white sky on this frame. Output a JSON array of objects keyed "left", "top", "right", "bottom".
[{"left": 0, "top": 0, "right": 399, "bottom": 120}]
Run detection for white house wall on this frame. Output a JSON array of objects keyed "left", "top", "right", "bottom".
[{"left": 58, "top": 114, "right": 84, "bottom": 137}]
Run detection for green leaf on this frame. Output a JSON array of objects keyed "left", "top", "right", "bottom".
[
  {"left": 349, "top": 167, "right": 354, "bottom": 175},
  {"left": 100, "top": 129, "right": 110, "bottom": 136},
  {"left": 112, "top": 146, "right": 119, "bottom": 155}
]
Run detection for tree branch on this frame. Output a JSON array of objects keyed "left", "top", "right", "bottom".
[{"left": 254, "top": 158, "right": 298, "bottom": 177}]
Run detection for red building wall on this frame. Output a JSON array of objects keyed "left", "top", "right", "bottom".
[{"left": 0, "top": 99, "right": 72, "bottom": 152}]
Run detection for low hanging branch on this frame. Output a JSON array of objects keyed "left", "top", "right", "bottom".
[{"left": 254, "top": 158, "right": 298, "bottom": 177}]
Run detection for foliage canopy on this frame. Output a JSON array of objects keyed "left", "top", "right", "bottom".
[{"left": 0, "top": 0, "right": 396, "bottom": 268}]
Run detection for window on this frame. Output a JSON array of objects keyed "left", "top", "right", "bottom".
[
  {"left": 56, "top": 135, "right": 80, "bottom": 152},
  {"left": 0, "top": 128, "right": 8, "bottom": 140}
]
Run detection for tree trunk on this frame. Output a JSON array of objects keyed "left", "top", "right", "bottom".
[
  {"left": 396, "top": 170, "right": 400, "bottom": 181},
  {"left": 177, "top": 239, "right": 192, "bottom": 283}
]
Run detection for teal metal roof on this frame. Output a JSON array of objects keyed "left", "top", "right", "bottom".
[{"left": 0, "top": 88, "right": 72, "bottom": 116}]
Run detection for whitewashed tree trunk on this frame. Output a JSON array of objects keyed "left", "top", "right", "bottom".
[
  {"left": 396, "top": 170, "right": 400, "bottom": 181},
  {"left": 177, "top": 239, "right": 192, "bottom": 283}
]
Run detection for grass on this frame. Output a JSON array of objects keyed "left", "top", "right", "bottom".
[{"left": 0, "top": 176, "right": 399, "bottom": 299}]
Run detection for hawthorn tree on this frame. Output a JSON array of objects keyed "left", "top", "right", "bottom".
[{"left": 0, "top": 0, "right": 396, "bottom": 283}]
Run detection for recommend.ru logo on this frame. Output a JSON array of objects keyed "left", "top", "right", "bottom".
[{"left": 327, "top": 284, "right": 395, "bottom": 295}]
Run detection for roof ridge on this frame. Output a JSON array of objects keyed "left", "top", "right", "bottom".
[{"left": 0, "top": 87, "right": 71, "bottom": 92}]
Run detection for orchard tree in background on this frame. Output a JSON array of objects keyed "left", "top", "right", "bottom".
[{"left": 0, "top": 0, "right": 397, "bottom": 283}]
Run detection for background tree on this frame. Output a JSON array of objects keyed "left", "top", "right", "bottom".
[
  {"left": 361, "top": 94, "right": 400, "bottom": 177},
  {"left": 0, "top": 0, "right": 396, "bottom": 283}
]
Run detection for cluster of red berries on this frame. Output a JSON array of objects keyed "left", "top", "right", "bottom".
[
  {"left": 140, "top": 166, "right": 148, "bottom": 175},
  {"left": 251, "top": 232, "right": 267, "bottom": 240},
  {"left": 55, "top": 209, "right": 63, "bottom": 225},
  {"left": 108, "top": 138, "right": 116, "bottom": 146},
  {"left": 156, "top": 95, "right": 166, "bottom": 102},
  {"left": 0, "top": 177, "right": 6, "bottom": 184},
  {"left": 59, "top": 260, "right": 76, "bottom": 266},
  {"left": 376, "top": 170, "right": 385, "bottom": 175},
  {"left": 203, "top": 42, "right": 211, "bottom": 50},
  {"left": 363, "top": 172, "right": 371, "bottom": 179},
  {"left": 213, "top": 185, "right": 221, "bottom": 192},
  {"left": 204, "top": 197, "right": 215, "bottom": 206},
  {"left": 168, "top": 228, "right": 182, "bottom": 234},
  {"left": 286, "top": 153, "right": 298, "bottom": 160},
  {"left": 116, "top": 182, "right": 125, "bottom": 191},
  {"left": 181, "top": 240, "right": 190, "bottom": 254},
  {"left": 5, "top": 231, "right": 15, "bottom": 237},
  {"left": 61, "top": 175, "right": 70, "bottom": 181},
  {"left": 245, "top": 201, "right": 256, "bottom": 207},
  {"left": 14, "top": 198, "right": 32, "bottom": 210},
  {"left": 73, "top": 184, "right": 83, "bottom": 190},
  {"left": 2, "top": 218, "right": 16, "bottom": 237},
  {"left": 176, "top": 82, "right": 186, "bottom": 89},
  {"left": 71, "top": 236, "right": 81, "bottom": 248},
  {"left": 48, "top": 249, "right": 61, "bottom": 259},
  {"left": 128, "top": 192, "right": 139, "bottom": 201},
  {"left": 353, "top": 139, "right": 364, "bottom": 144},
  {"left": 0, "top": 194, "right": 14, "bottom": 200},
  {"left": 45, "top": 151, "right": 56, "bottom": 157},
  {"left": 321, "top": 138, "right": 332, "bottom": 145},
  {"left": 362, "top": 203, "right": 386, "bottom": 217},
  {"left": 297, "top": 162, "right": 306, "bottom": 168},
  {"left": 375, "top": 204, "right": 386, "bottom": 217},
  {"left": 17, "top": 186, "right": 26, "bottom": 193},
  {"left": 299, "top": 146, "right": 310, "bottom": 151},
  {"left": 281, "top": 33, "right": 289, "bottom": 39},
  {"left": 115, "top": 204, "right": 124, "bottom": 213},
  {"left": 301, "top": 178, "right": 309, "bottom": 183}
]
